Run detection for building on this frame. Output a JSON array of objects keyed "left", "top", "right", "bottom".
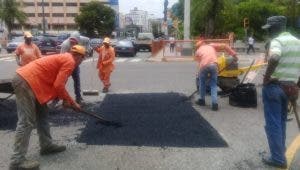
[
  {"left": 18, "top": 0, "right": 119, "bottom": 31},
  {"left": 125, "top": 7, "right": 149, "bottom": 32}
]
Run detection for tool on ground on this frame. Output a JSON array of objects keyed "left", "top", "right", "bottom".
[
  {"left": 78, "top": 109, "right": 122, "bottom": 128},
  {"left": 82, "top": 46, "right": 99, "bottom": 96}
]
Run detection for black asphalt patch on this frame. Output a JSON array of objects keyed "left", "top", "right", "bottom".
[
  {"left": 76, "top": 93, "right": 228, "bottom": 148},
  {"left": 0, "top": 100, "right": 90, "bottom": 130},
  {"left": 0, "top": 99, "right": 17, "bottom": 130}
]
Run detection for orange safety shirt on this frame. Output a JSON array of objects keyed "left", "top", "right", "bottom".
[
  {"left": 195, "top": 43, "right": 237, "bottom": 69},
  {"left": 96, "top": 46, "right": 115, "bottom": 72},
  {"left": 15, "top": 43, "right": 42, "bottom": 66},
  {"left": 16, "top": 53, "right": 76, "bottom": 105}
]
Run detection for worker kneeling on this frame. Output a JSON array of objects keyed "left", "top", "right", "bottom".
[{"left": 9, "top": 45, "right": 86, "bottom": 170}]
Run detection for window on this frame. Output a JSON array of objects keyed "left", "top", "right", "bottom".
[
  {"left": 23, "top": 2, "right": 34, "bottom": 6},
  {"left": 38, "top": 13, "right": 50, "bottom": 17},
  {"left": 67, "top": 25, "right": 78, "bottom": 30},
  {"left": 52, "top": 13, "right": 64, "bottom": 17},
  {"left": 66, "top": 3, "right": 77, "bottom": 7},
  {"left": 37, "top": 2, "right": 49, "bottom": 6},
  {"left": 26, "top": 13, "right": 35, "bottom": 17},
  {"left": 66, "top": 13, "right": 77, "bottom": 17},
  {"left": 52, "top": 2, "right": 63, "bottom": 6}
]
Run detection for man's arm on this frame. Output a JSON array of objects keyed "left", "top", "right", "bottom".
[{"left": 15, "top": 45, "right": 22, "bottom": 66}]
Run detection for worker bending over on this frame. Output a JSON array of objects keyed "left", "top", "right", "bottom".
[
  {"left": 95, "top": 37, "right": 115, "bottom": 93},
  {"left": 9, "top": 45, "right": 86, "bottom": 170},
  {"left": 195, "top": 40, "right": 238, "bottom": 111}
]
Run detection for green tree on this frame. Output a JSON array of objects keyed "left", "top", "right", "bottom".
[
  {"left": 75, "top": 1, "right": 115, "bottom": 38},
  {"left": 0, "top": 0, "right": 27, "bottom": 39}
]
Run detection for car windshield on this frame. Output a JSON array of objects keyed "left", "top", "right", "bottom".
[
  {"left": 116, "top": 40, "right": 132, "bottom": 47},
  {"left": 11, "top": 36, "right": 24, "bottom": 42}
]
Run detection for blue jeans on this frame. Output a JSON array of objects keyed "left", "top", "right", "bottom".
[
  {"left": 72, "top": 66, "right": 81, "bottom": 100},
  {"left": 198, "top": 64, "right": 218, "bottom": 105},
  {"left": 262, "top": 83, "right": 288, "bottom": 164}
]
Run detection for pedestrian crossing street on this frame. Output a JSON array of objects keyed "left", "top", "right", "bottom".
[{"left": 83, "top": 57, "right": 144, "bottom": 63}]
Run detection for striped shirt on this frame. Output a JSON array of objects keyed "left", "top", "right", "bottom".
[{"left": 269, "top": 32, "right": 300, "bottom": 83}]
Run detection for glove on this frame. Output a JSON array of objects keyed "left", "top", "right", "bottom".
[{"left": 63, "top": 100, "right": 81, "bottom": 112}]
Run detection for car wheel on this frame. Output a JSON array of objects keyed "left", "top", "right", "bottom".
[{"left": 41, "top": 51, "right": 46, "bottom": 55}]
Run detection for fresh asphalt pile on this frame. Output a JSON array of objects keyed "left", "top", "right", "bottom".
[{"left": 76, "top": 93, "right": 228, "bottom": 148}]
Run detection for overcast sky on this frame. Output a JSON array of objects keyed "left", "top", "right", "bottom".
[{"left": 119, "top": 0, "right": 179, "bottom": 18}]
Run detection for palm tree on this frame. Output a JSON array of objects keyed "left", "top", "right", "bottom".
[{"left": 0, "top": 0, "right": 27, "bottom": 39}]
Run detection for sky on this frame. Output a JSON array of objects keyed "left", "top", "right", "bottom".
[{"left": 119, "top": 0, "right": 179, "bottom": 18}]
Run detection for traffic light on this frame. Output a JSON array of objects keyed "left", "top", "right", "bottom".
[{"left": 244, "top": 18, "right": 249, "bottom": 28}]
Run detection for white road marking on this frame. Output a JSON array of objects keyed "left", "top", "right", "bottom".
[
  {"left": 115, "top": 58, "right": 128, "bottom": 62},
  {"left": 129, "top": 58, "right": 142, "bottom": 62}
]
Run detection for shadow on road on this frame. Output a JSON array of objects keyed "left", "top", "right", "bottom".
[{"left": 76, "top": 93, "right": 228, "bottom": 148}]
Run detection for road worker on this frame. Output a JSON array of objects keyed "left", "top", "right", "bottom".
[
  {"left": 95, "top": 37, "right": 115, "bottom": 93},
  {"left": 261, "top": 16, "right": 300, "bottom": 169},
  {"left": 9, "top": 45, "right": 86, "bottom": 170},
  {"left": 60, "top": 31, "right": 84, "bottom": 103},
  {"left": 15, "top": 31, "right": 42, "bottom": 66},
  {"left": 195, "top": 40, "right": 238, "bottom": 111}
]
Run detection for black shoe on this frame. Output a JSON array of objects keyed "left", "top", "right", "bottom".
[
  {"left": 212, "top": 103, "right": 218, "bottom": 111},
  {"left": 76, "top": 97, "right": 84, "bottom": 104},
  {"left": 40, "top": 144, "right": 66, "bottom": 155},
  {"left": 196, "top": 99, "right": 205, "bottom": 106},
  {"left": 262, "top": 156, "right": 287, "bottom": 169}
]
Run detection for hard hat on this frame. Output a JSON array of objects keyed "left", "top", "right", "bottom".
[
  {"left": 196, "top": 40, "right": 204, "bottom": 49},
  {"left": 24, "top": 31, "right": 33, "bottom": 38},
  {"left": 262, "top": 16, "right": 287, "bottom": 30},
  {"left": 103, "top": 37, "right": 111, "bottom": 44},
  {"left": 70, "top": 45, "right": 86, "bottom": 57}
]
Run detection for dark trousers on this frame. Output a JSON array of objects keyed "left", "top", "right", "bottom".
[
  {"left": 247, "top": 45, "right": 255, "bottom": 54},
  {"left": 72, "top": 66, "right": 82, "bottom": 100}
]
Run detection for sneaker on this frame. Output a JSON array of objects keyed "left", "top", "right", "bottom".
[
  {"left": 262, "top": 155, "right": 287, "bottom": 169},
  {"left": 102, "top": 87, "right": 109, "bottom": 93},
  {"left": 9, "top": 159, "right": 40, "bottom": 170},
  {"left": 196, "top": 99, "right": 205, "bottom": 106},
  {"left": 212, "top": 103, "right": 218, "bottom": 111},
  {"left": 40, "top": 144, "right": 66, "bottom": 155}
]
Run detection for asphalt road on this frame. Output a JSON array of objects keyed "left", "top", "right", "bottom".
[{"left": 0, "top": 51, "right": 299, "bottom": 170}]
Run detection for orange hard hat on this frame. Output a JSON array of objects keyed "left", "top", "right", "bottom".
[{"left": 70, "top": 45, "right": 86, "bottom": 57}]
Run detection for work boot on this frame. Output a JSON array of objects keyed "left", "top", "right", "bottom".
[
  {"left": 262, "top": 155, "right": 287, "bottom": 169},
  {"left": 9, "top": 159, "right": 40, "bottom": 170},
  {"left": 196, "top": 99, "right": 205, "bottom": 106},
  {"left": 102, "top": 87, "right": 109, "bottom": 93},
  {"left": 40, "top": 143, "right": 66, "bottom": 155},
  {"left": 212, "top": 103, "right": 218, "bottom": 111}
]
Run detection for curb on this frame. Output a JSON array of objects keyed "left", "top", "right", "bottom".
[{"left": 0, "top": 54, "right": 14, "bottom": 58}]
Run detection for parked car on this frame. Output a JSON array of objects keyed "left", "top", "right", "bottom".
[
  {"left": 37, "top": 36, "right": 58, "bottom": 54},
  {"left": 115, "top": 39, "right": 136, "bottom": 57},
  {"left": 90, "top": 38, "right": 102, "bottom": 49},
  {"left": 6, "top": 36, "right": 23, "bottom": 53},
  {"left": 56, "top": 33, "right": 70, "bottom": 46}
]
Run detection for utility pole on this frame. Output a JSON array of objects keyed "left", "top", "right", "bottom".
[
  {"left": 164, "top": 0, "right": 168, "bottom": 37},
  {"left": 42, "top": 0, "right": 46, "bottom": 34},
  {"left": 183, "top": 0, "right": 190, "bottom": 40}
]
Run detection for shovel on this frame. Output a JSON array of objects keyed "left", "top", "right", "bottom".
[{"left": 78, "top": 109, "right": 123, "bottom": 128}]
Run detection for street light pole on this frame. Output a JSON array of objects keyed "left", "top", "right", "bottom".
[
  {"left": 42, "top": 0, "right": 46, "bottom": 34},
  {"left": 184, "top": 0, "right": 190, "bottom": 40}
]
